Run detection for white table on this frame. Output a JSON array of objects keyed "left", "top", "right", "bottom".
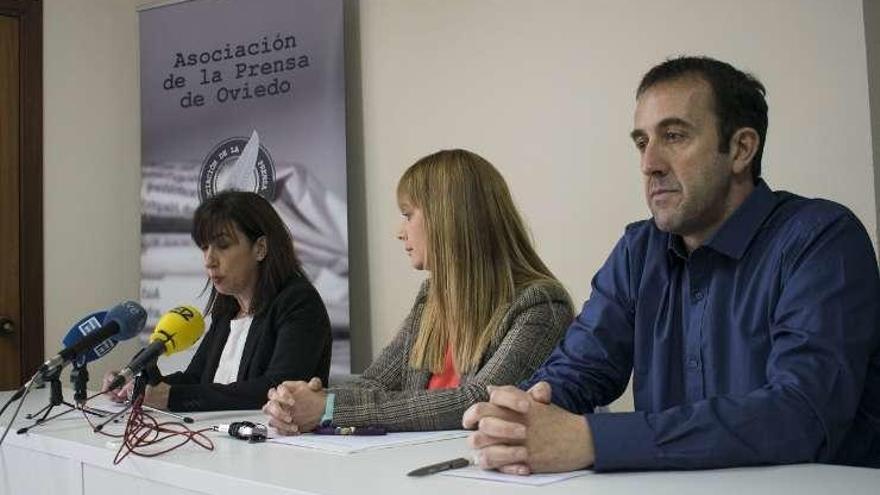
[{"left": 2, "top": 388, "right": 879, "bottom": 495}]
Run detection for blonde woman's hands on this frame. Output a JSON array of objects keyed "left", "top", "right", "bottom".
[{"left": 263, "top": 378, "right": 327, "bottom": 435}]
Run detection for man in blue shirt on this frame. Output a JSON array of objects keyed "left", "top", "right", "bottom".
[{"left": 463, "top": 56, "right": 880, "bottom": 473}]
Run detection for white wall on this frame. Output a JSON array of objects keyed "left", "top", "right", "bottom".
[
  {"left": 866, "top": 0, "right": 880, "bottom": 247},
  {"left": 43, "top": 0, "right": 877, "bottom": 412},
  {"left": 44, "top": 0, "right": 143, "bottom": 381},
  {"left": 349, "top": 0, "right": 877, "bottom": 411}
]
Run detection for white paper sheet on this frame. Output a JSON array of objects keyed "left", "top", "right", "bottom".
[
  {"left": 440, "top": 465, "right": 591, "bottom": 486},
  {"left": 85, "top": 395, "right": 129, "bottom": 412},
  {"left": 267, "top": 429, "right": 469, "bottom": 454}
]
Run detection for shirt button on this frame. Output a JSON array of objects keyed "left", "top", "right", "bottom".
[
  {"left": 691, "top": 289, "right": 704, "bottom": 302},
  {"left": 687, "top": 357, "right": 700, "bottom": 370}
]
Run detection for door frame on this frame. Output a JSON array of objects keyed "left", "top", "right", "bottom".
[{"left": 0, "top": 0, "right": 43, "bottom": 383}]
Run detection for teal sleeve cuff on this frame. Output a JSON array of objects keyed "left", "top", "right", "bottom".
[{"left": 320, "top": 393, "right": 335, "bottom": 425}]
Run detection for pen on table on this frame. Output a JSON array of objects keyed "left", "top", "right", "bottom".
[
  {"left": 407, "top": 457, "right": 471, "bottom": 477},
  {"left": 313, "top": 425, "right": 387, "bottom": 436}
]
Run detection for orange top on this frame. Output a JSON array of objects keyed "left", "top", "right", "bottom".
[{"left": 427, "top": 345, "right": 460, "bottom": 389}]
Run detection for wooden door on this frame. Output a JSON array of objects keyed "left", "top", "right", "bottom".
[
  {"left": 0, "top": 13, "right": 21, "bottom": 389},
  {"left": 0, "top": 0, "right": 43, "bottom": 390}
]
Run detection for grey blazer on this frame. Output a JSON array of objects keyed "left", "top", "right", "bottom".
[{"left": 330, "top": 281, "right": 573, "bottom": 431}]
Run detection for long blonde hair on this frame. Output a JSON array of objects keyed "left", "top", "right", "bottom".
[{"left": 398, "top": 149, "right": 561, "bottom": 374}]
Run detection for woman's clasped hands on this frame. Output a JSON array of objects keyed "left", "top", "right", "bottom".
[{"left": 263, "top": 377, "right": 327, "bottom": 435}]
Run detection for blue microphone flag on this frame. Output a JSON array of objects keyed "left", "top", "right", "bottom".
[{"left": 61, "top": 311, "right": 113, "bottom": 368}]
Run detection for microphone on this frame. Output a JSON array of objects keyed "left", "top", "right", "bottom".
[
  {"left": 212, "top": 421, "right": 268, "bottom": 442},
  {"left": 34, "top": 301, "right": 146, "bottom": 386},
  {"left": 108, "top": 305, "right": 205, "bottom": 390},
  {"left": 61, "top": 310, "right": 109, "bottom": 404},
  {"left": 61, "top": 310, "right": 110, "bottom": 367}
]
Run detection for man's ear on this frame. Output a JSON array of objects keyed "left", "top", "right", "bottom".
[{"left": 729, "top": 127, "right": 760, "bottom": 177}]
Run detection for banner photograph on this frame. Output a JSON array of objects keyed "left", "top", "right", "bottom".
[{"left": 138, "top": 0, "right": 349, "bottom": 374}]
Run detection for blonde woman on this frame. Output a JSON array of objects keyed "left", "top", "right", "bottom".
[{"left": 263, "top": 149, "right": 573, "bottom": 432}]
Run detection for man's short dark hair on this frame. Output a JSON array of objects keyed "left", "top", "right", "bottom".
[{"left": 637, "top": 56, "right": 768, "bottom": 184}]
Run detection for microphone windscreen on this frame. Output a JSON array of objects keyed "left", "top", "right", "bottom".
[
  {"left": 150, "top": 305, "right": 205, "bottom": 356},
  {"left": 61, "top": 311, "right": 112, "bottom": 367},
  {"left": 103, "top": 301, "right": 148, "bottom": 341}
]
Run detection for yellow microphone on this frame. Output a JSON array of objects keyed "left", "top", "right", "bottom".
[
  {"left": 150, "top": 305, "right": 206, "bottom": 355},
  {"left": 108, "top": 305, "right": 205, "bottom": 390}
]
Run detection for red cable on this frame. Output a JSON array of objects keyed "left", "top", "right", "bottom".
[{"left": 82, "top": 391, "right": 214, "bottom": 464}]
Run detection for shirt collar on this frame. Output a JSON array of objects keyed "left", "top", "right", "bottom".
[
  {"left": 666, "top": 180, "right": 778, "bottom": 260},
  {"left": 667, "top": 233, "right": 689, "bottom": 261}
]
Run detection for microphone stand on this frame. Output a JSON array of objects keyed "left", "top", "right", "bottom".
[
  {"left": 142, "top": 404, "right": 194, "bottom": 424},
  {"left": 93, "top": 372, "right": 146, "bottom": 432},
  {"left": 92, "top": 372, "right": 193, "bottom": 432},
  {"left": 135, "top": 369, "right": 195, "bottom": 423},
  {"left": 70, "top": 363, "right": 112, "bottom": 417},
  {"left": 71, "top": 363, "right": 90, "bottom": 405},
  {"left": 17, "top": 364, "right": 109, "bottom": 435},
  {"left": 17, "top": 368, "right": 74, "bottom": 433}
]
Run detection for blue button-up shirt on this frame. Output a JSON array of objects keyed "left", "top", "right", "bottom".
[{"left": 525, "top": 181, "right": 880, "bottom": 471}]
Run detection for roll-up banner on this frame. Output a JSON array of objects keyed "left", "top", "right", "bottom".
[{"left": 139, "top": 0, "right": 349, "bottom": 373}]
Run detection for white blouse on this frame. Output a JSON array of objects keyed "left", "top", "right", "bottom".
[{"left": 212, "top": 315, "right": 254, "bottom": 385}]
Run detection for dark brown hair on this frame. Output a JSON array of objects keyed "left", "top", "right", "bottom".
[
  {"left": 637, "top": 56, "right": 768, "bottom": 184},
  {"left": 191, "top": 190, "right": 302, "bottom": 319}
]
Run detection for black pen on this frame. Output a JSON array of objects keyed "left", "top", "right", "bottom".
[{"left": 407, "top": 457, "right": 471, "bottom": 477}]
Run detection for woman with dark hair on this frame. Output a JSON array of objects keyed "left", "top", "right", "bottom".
[{"left": 103, "top": 190, "right": 332, "bottom": 411}]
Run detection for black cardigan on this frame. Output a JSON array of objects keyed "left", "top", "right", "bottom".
[{"left": 164, "top": 274, "right": 332, "bottom": 411}]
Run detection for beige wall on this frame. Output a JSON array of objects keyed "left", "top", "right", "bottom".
[
  {"left": 43, "top": 0, "right": 877, "bottom": 412},
  {"left": 866, "top": 0, "right": 880, "bottom": 247},
  {"left": 349, "top": 0, "right": 877, "bottom": 410},
  {"left": 43, "top": 0, "right": 143, "bottom": 383}
]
